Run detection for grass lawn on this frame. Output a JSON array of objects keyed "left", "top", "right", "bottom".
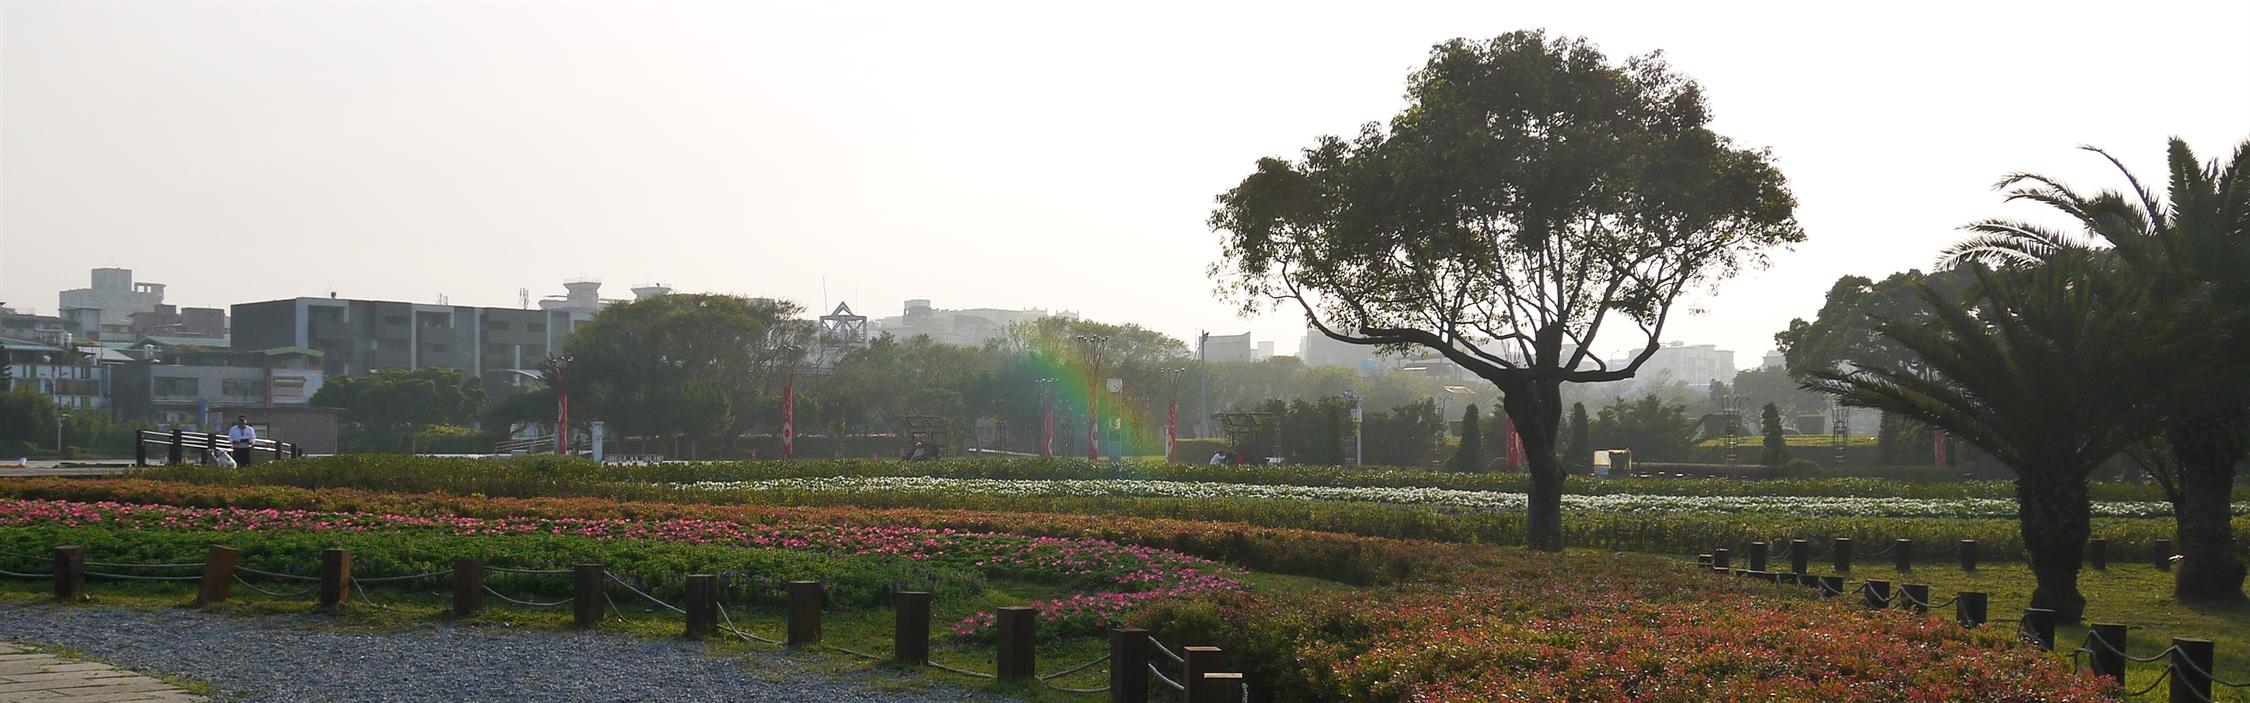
[
  {"left": 1787, "top": 561, "right": 2250, "bottom": 701},
  {"left": 0, "top": 573, "right": 1328, "bottom": 701}
]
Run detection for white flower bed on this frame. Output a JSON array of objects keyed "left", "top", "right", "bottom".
[{"left": 672, "top": 476, "right": 2243, "bottom": 518}]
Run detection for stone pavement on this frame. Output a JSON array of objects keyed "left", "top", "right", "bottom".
[{"left": 0, "top": 643, "right": 201, "bottom": 702}]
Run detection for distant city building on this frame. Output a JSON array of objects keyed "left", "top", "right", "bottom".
[
  {"left": 1200, "top": 332, "right": 1255, "bottom": 363},
  {"left": 231, "top": 280, "right": 610, "bottom": 397},
  {"left": 0, "top": 306, "right": 70, "bottom": 347},
  {"left": 872, "top": 299, "right": 1075, "bottom": 348},
  {"left": 1300, "top": 326, "right": 1381, "bottom": 369},
  {"left": 128, "top": 304, "right": 228, "bottom": 339},
  {"left": 1255, "top": 341, "right": 1275, "bottom": 360},
  {"left": 1611, "top": 342, "right": 1736, "bottom": 390},
  {"left": 58, "top": 268, "right": 167, "bottom": 332},
  {"left": 1762, "top": 350, "right": 1786, "bottom": 370},
  {"left": 108, "top": 338, "right": 325, "bottom": 428},
  {"left": 1, "top": 337, "right": 105, "bottom": 410}
]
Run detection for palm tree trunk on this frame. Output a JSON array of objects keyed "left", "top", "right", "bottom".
[
  {"left": 2017, "top": 473, "right": 2091, "bottom": 623},
  {"left": 2166, "top": 418, "right": 2248, "bottom": 602}
]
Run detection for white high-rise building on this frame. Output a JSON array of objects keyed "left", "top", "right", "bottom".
[
  {"left": 871, "top": 299, "right": 1076, "bottom": 348},
  {"left": 58, "top": 268, "right": 166, "bottom": 327}
]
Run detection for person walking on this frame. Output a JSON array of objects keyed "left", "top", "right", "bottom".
[{"left": 227, "top": 416, "right": 257, "bottom": 467}]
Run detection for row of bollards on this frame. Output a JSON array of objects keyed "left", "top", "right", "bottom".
[
  {"left": 41, "top": 545, "right": 1242, "bottom": 703},
  {"left": 1721, "top": 537, "right": 2172, "bottom": 574}
]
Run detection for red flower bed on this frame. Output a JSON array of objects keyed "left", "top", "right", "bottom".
[{"left": 1138, "top": 560, "right": 2113, "bottom": 702}]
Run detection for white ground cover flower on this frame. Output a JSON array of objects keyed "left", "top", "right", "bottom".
[{"left": 670, "top": 476, "right": 2243, "bottom": 518}]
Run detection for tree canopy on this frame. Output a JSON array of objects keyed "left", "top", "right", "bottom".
[
  {"left": 561, "top": 294, "right": 803, "bottom": 448},
  {"left": 1210, "top": 30, "right": 1801, "bottom": 549},
  {"left": 311, "top": 367, "right": 487, "bottom": 434}
]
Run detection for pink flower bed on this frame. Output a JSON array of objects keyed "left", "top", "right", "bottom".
[{"left": 0, "top": 498, "right": 1243, "bottom": 634}]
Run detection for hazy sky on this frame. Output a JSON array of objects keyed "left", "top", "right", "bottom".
[{"left": 4, "top": 1, "right": 2247, "bottom": 362}]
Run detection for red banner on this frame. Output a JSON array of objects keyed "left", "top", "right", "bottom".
[
  {"left": 1506, "top": 417, "right": 1526, "bottom": 470},
  {"left": 781, "top": 384, "right": 795, "bottom": 459},
  {"left": 557, "top": 391, "right": 569, "bottom": 456}
]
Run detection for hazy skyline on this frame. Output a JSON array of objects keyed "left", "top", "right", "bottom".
[{"left": 4, "top": 1, "right": 2247, "bottom": 362}]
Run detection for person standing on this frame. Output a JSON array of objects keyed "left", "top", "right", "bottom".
[{"left": 227, "top": 416, "right": 257, "bottom": 467}]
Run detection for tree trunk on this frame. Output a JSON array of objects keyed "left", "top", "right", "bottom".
[
  {"left": 2016, "top": 473, "right": 2091, "bottom": 623},
  {"left": 1501, "top": 377, "right": 1566, "bottom": 551},
  {"left": 2165, "top": 418, "right": 2248, "bottom": 602}
]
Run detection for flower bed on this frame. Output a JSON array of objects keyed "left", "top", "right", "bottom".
[
  {"left": 0, "top": 497, "right": 1243, "bottom": 636},
  {"left": 1138, "top": 555, "right": 2114, "bottom": 702},
  {"left": 675, "top": 476, "right": 2239, "bottom": 518}
]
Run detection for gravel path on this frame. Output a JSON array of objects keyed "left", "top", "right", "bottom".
[{"left": 0, "top": 603, "right": 1012, "bottom": 702}]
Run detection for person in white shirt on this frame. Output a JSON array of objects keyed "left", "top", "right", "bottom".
[{"left": 227, "top": 416, "right": 257, "bottom": 466}]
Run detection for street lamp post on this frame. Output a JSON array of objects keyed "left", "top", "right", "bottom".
[
  {"left": 779, "top": 344, "right": 803, "bottom": 460},
  {"left": 550, "top": 355, "right": 573, "bottom": 456},
  {"left": 1198, "top": 332, "right": 1211, "bottom": 438},
  {"left": 1343, "top": 390, "right": 1362, "bottom": 467}
]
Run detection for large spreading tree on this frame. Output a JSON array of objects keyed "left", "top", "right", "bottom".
[
  {"left": 1209, "top": 31, "right": 1801, "bottom": 549},
  {"left": 562, "top": 294, "right": 803, "bottom": 456}
]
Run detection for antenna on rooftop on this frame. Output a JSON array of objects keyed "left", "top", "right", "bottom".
[{"left": 519, "top": 288, "right": 531, "bottom": 309}]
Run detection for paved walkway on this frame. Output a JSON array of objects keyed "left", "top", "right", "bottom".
[{"left": 0, "top": 643, "right": 201, "bottom": 703}]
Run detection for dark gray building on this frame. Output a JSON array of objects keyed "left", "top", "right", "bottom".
[{"left": 231, "top": 294, "right": 599, "bottom": 397}]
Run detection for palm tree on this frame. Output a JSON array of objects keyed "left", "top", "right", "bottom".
[
  {"left": 1941, "top": 139, "right": 2250, "bottom": 602},
  {"left": 1806, "top": 253, "right": 2188, "bottom": 622}
]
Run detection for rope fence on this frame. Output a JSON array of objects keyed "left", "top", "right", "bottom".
[
  {"left": 0, "top": 543, "right": 1245, "bottom": 702},
  {"left": 1692, "top": 551, "right": 2250, "bottom": 701}
]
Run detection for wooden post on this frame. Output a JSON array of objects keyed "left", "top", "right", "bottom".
[
  {"left": 2088, "top": 623, "right": 2127, "bottom": 685},
  {"left": 996, "top": 606, "right": 1036, "bottom": 681},
  {"left": 2169, "top": 637, "right": 2213, "bottom": 703},
  {"left": 451, "top": 559, "right": 483, "bottom": 617},
  {"left": 2023, "top": 608, "right": 2057, "bottom": 651},
  {"left": 1789, "top": 539, "right": 1809, "bottom": 575},
  {"left": 2089, "top": 537, "right": 2108, "bottom": 570},
  {"left": 683, "top": 574, "right": 716, "bottom": 639},
  {"left": 1819, "top": 575, "right": 1844, "bottom": 599},
  {"left": 2154, "top": 539, "right": 2173, "bottom": 571},
  {"left": 1748, "top": 542, "right": 1768, "bottom": 572},
  {"left": 895, "top": 592, "right": 931, "bottom": 666},
  {"left": 1710, "top": 548, "right": 1731, "bottom": 569},
  {"left": 572, "top": 564, "right": 603, "bottom": 628},
  {"left": 135, "top": 433, "right": 148, "bottom": 467},
  {"left": 1696, "top": 553, "right": 1712, "bottom": 567},
  {"left": 168, "top": 429, "right": 184, "bottom": 465},
  {"left": 1900, "top": 583, "right": 1929, "bottom": 614},
  {"left": 317, "top": 548, "right": 351, "bottom": 612},
  {"left": 1893, "top": 539, "right": 1913, "bottom": 572},
  {"left": 1958, "top": 540, "right": 1978, "bottom": 571},
  {"left": 52, "top": 545, "right": 85, "bottom": 602},
  {"left": 1196, "top": 673, "right": 1245, "bottom": 702},
  {"left": 1182, "top": 646, "right": 1222, "bottom": 703},
  {"left": 1833, "top": 537, "right": 1853, "bottom": 573},
  {"left": 787, "top": 580, "right": 823, "bottom": 646},
  {"left": 1108, "top": 628, "right": 1149, "bottom": 703},
  {"left": 1863, "top": 579, "right": 1890, "bottom": 609},
  {"left": 1956, "top": 592, "right": 1987, "bottom": 627},
  {"left": 194, "top": 545, "right": 238, "bottom": 606}
]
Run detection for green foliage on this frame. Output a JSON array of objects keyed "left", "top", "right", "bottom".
[
  {"left": 0, "top": 525, "right": 982, "bottom": 608},
  {"left": 562, "top": 294, "right": 801, "bottom": 445},
  {"left": 1760, "top": 403, "right": 1789, "bottom": 467},
  {"left": 0, "top": 389, "right": 56, "bottom": 451},
  {"left": 1563, "top": 402, "right": 1592, "bottom": 472},
  {"left": 1449, "top": 405, "right": 1484, "bottom": 471},
  {"left": 1807, "top": 253, "right": 2194, "bottom": 620},
  {"left": 1942, "top": 138, "right": 2250, "bottom": 601},
  {"left": 312, "top": 367, "right": 488, "bottom": 452},
  {"left": 1773, "top": 268, "right": 1976, "bottom": 378},
  {"left": 1592, "top": 395, "right": 1699, "bottom": 462},
  {"left": 1361, "top": 399, "right": 1443, "bottom": 468}
]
